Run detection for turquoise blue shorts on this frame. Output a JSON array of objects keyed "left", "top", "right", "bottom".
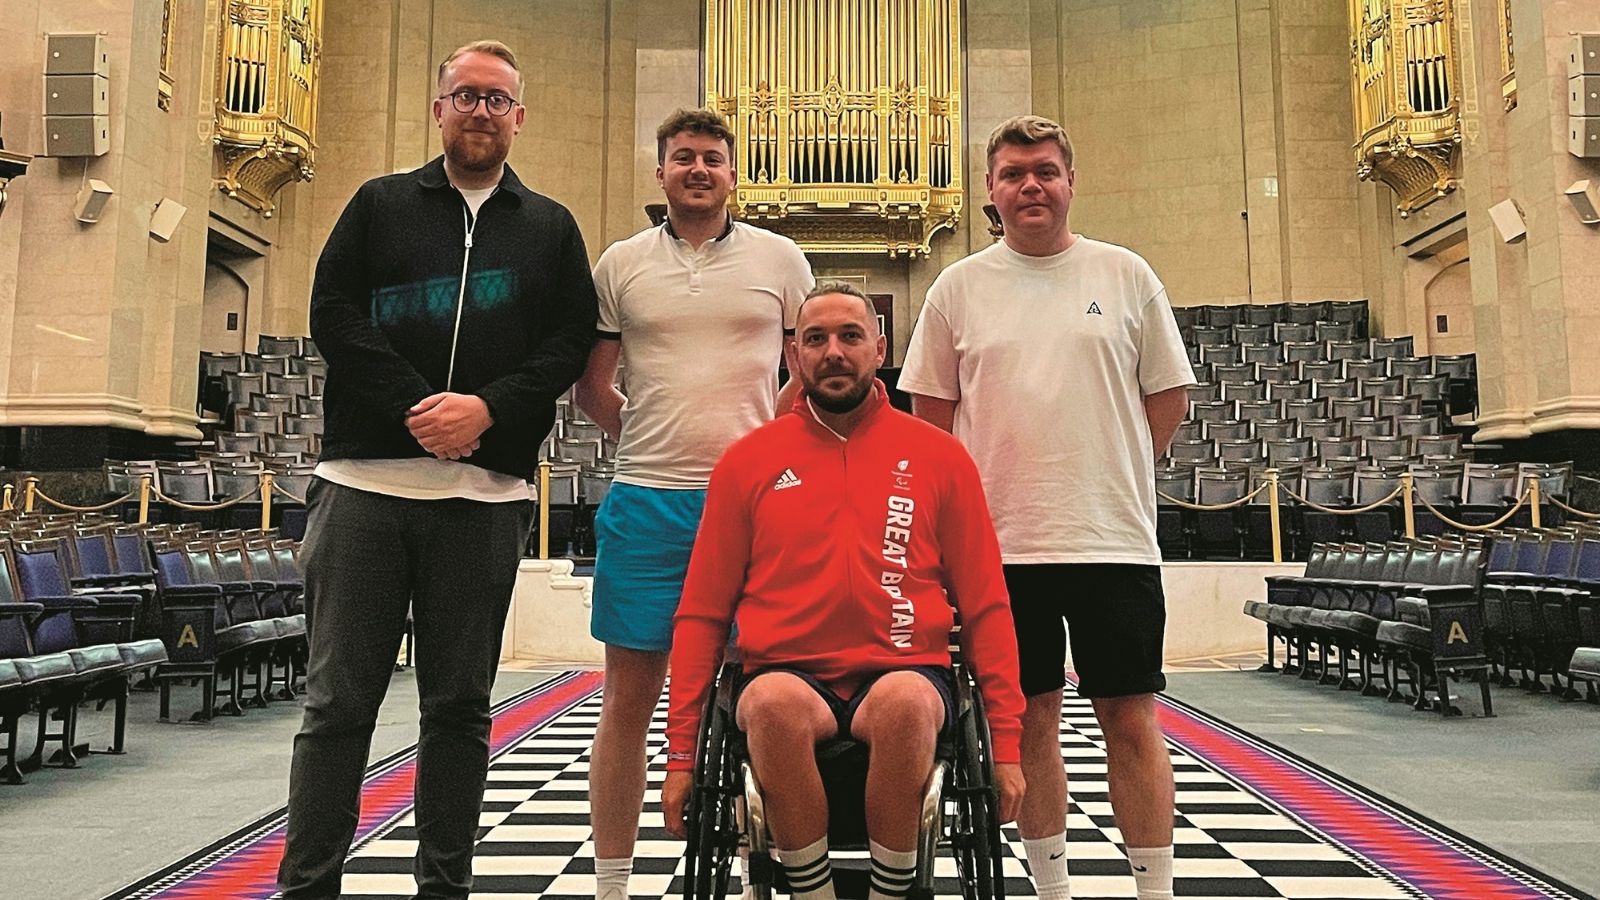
[{"left": 589, "top": 482, "right": 708, "bottom": 652}]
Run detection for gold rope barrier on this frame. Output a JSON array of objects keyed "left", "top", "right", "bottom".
[
  {"left": 1413, "top": 486, "right": 1533, "bottom": 532},
  {"left": 1155, "top": 479, "right": 1270, "bottom": 511},
  {"left": 1549, "top": 494, "right": 1600, "bottom": 520},
  {"left": 1278, "top": 482, "right": 1405, "bottom": 516},
  {"left": 148, "top": 483, "right": 258, "bottom": 512},
  {"left": 270, "top": 477, "right": 306, "bottom": 505},
  {"left": 23, "top": 476, "right": 137, "bottom": 513}
]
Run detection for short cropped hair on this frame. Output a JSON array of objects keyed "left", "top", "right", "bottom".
[
  {"left": 656, "top": 108, "right": 736, "bottom": 164},
  {"left": 437, "top": 40, "right": 523, "bottom": 95},
  {"left": 797, "top": 281, "right": 879, "bottom": 335},
  {"left": 986, "top": 115, "right": 1074, "bottom": 170}
]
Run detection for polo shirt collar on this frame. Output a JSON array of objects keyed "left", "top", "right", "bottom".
[{"left": 663, "top": 213, "right": 735, "bottom": 243}]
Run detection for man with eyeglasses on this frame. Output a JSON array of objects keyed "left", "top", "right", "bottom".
[{"left": 277, "top": 40, "right": 598, "bottom": 900}]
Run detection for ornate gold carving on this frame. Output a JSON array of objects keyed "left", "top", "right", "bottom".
[
  {"left": 212, "top": 0, "right": 321, "bottom": 216},
  {"left": 158, "top": 0, "right": 178, "bottom": 111},
  {"left": 1349, "top": 0, "right": 1462, "bottom": 217},
  {"left": 705, "top": 0, "right": 963, "bottom": 256},
  {"left": 1496, "top": 0, "right": 1515, "bottom": 111}
]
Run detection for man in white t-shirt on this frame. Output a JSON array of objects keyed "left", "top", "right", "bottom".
[
  {"left": 900, "top": 115, "right": 1193, "bottom": 900},
  {"left": 574, "top": 108, "right": 814, "bottom": 900}
]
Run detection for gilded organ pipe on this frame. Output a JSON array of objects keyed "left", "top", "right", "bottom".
[{"left": 706, "top": 0, "right": 961, "bottom": 255}]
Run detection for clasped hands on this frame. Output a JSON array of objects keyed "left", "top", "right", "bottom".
[{"left": 407, "top": 392, "right": 493, "bottom": 460}]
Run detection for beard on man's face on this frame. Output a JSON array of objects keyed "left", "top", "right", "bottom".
[
  {"left": 806, "top": 373, "right": 872, "bottom": 413},
  {"left": 444, "top": 126, "right": 510, "bottom": 172}
]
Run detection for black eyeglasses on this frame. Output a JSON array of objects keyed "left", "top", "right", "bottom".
[{"left": 443, "top": 90, "right": 516, "bottom": 117}]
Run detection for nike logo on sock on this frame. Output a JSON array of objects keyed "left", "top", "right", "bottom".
[
  {"left": 1049, "top": 851, "right": 1064, "bottom": 860},
  {"left": 1132, "top": 864, "right": 1149, "bottom": 872}
]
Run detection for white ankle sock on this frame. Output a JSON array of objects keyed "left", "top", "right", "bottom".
[
  {"left": 595, "top": 856, "right": 633, "bottom": 900},
  {"left": 867, "top": 840, "right": 918, "bottom": 900},
  {"left": 774, "top": 834, "right": 836, "bottom": 900},
  {"left": 1021, "top": 832, "right": 1072, "bottom": 900},
  {"left": 1127, "top": 845, "right": 1174, "bottom": 900}
]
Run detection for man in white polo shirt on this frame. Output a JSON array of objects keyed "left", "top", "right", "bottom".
[
  {"left": 900, "top": 115, "right": 1193, "bottom": 900},
  {"left": 574, "top": 108, "right": 813, "bottom": 900}
]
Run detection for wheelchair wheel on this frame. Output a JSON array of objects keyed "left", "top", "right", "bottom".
[
  {"left": 949, "top": 663, "right": 1005, "bottom": 900},
  {"left": 684, "top": 665, "right": 743, "bottom": 900}
]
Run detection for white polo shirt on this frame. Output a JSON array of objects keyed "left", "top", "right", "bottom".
[
  {"left": 594, "top": 219, "right": 813, "bottom": 489},
  {"left": 899, "top": 237, "right": 1195, "bottom": 565}
]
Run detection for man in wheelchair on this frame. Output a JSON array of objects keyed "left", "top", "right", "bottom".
[{"left": 662, "top": 283, "right": 1026, "bottom": 900}]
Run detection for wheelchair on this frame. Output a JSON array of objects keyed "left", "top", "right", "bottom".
[{"left": 683, "top": 656, "right": 1008, "bottom": 900}]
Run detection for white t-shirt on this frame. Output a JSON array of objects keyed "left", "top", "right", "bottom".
[
  {"left": 899, "top": 237, "right": 1195, "bottom": 564},
  {"left": 315, "top": 183, "right": 533, "bottom": 504},
  {"left": 593, "top": 220, "right": 813, "bottom": 489}
]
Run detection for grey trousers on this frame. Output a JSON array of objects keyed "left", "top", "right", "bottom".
[{"left": 277, "top": 478, "right": 532, "bottom": 900}]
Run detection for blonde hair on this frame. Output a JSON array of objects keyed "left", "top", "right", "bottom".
[
  {"left": 437, "top": 40, "right": 523, "bottom": 95},
  {"left": 986, "top": 115, "right": 1074, "bottom": 170}
]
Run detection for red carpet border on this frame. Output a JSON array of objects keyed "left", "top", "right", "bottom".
[{"left": 106, "top": 670, "right": 604, "bottom": 900}]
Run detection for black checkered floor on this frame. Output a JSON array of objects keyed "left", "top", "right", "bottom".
[{"left": 332, "top": 685, "right": 1416, "bottom": 899}]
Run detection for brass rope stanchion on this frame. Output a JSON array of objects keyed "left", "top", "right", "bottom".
[
  {"left": 1529, "top": 476, "right": 1541, "bottom": 530},
  {"left": 138, "top": 475, "right": 151, "bottom": 525},
  {"left": 1154, "top": 479, "right": 1270, "bottom": 511},
  {"left": 23, "top": 476, "right": 37, "bottom": 513},
  {"left": 1, "top": 483, "right": 12, "bottom": 512},
  {"left": 260, "top": 471, "right": 274, "bottom": 532},
  {"left": 1548, "top": 494, "right": 1600, "bottom": 520},
  {"left": 1401, "top": 471, "right": 1416, "bottom": 539},
  {"left": 537, "top": 459, "right": 552, "bottom": 560},
  {"left": 1266, "top": 468, "right": 1283, "bottom": 564},
  {"left": 1413, "top": 487, "right": 1533, "bottom": 533}
]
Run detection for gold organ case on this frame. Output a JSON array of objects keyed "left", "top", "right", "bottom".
[
  {"left": 212, "top": 0, "right": 322, "bottom": 216},
  {"left": 1348, "top": 0, "right": 1463, "bottom": 217},
  {"left": 705, "top": 0, "right": 963, "bottom": 256}
]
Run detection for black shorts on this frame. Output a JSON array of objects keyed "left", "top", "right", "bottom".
[
  {"left": 735, "top": 665, "right": 956, "bottom": 743},
  {"left": 1004, "top": 563, "right": 1167, "bottom": 699}
]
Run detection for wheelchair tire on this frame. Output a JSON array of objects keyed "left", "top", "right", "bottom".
[
  {"left": 684, "top": 665, "right": 741, "bottom": 900},
  {"left": 951, "top": 663, "right": 1005, "bottom": 900}
]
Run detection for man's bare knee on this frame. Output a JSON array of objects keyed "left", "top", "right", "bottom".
[
  {"left": 1091, "top": 694, "right": 1163, "bottom": 751},
  {"left": 851, "top": 671, "right": 943, "bottom": 745},
  {"left": 736, "top": 673, "right": 835, "bottom": 743}
]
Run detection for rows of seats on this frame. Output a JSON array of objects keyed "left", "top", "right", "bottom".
[
  {"left": 104, "top": 458, "right": 314, "bottom": 506},
  {"left": 1158, "top": 462, "right": 1584, "bottom": 561},
  {"left": 0, "top": 509, "right": 306, "bottom": 784},
  {"left": 198, "top": 334, "right": 326, "bottom": 467},
  {"left": 1242, "top": 537, "right": 1496, "bottom": 716},
  {"left": 1478, "top": 528, "right": 1600, "bottom": 701},
  {"left": 538, "top": 394, "right": 619, "bottom": 559}
]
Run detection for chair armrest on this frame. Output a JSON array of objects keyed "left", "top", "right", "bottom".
[
  {"left": 0, "top": 602, "right": 45, "bottom": 617},
  {"left": 72, "top": 574, "right": 154, "bottom": 589},
  {"left": 29, "top": 594, "right": 103, "bottom": 610},
  {"left": 161, "top": 584, "right": 224, "bottom": 598}
]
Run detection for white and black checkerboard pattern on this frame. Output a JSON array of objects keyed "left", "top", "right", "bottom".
[{"left": 333, "top": 687, "right": 1418, "bottom": 900}]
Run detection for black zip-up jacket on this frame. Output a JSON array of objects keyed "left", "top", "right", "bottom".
[{"left": 310, "top": 157, "right": 599, "bottom": 482}]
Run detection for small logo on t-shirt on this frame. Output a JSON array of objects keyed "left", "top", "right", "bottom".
[
  {"left": 1086, "top": 301, "right": 1103, "bottom": 315},
  {"left": 773, "top": 468, "right": 803, "bottom": 491}
]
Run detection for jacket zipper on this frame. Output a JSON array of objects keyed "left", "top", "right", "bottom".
[{"left": 445, "top": 193, "right": 490, "bottom": 390}]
